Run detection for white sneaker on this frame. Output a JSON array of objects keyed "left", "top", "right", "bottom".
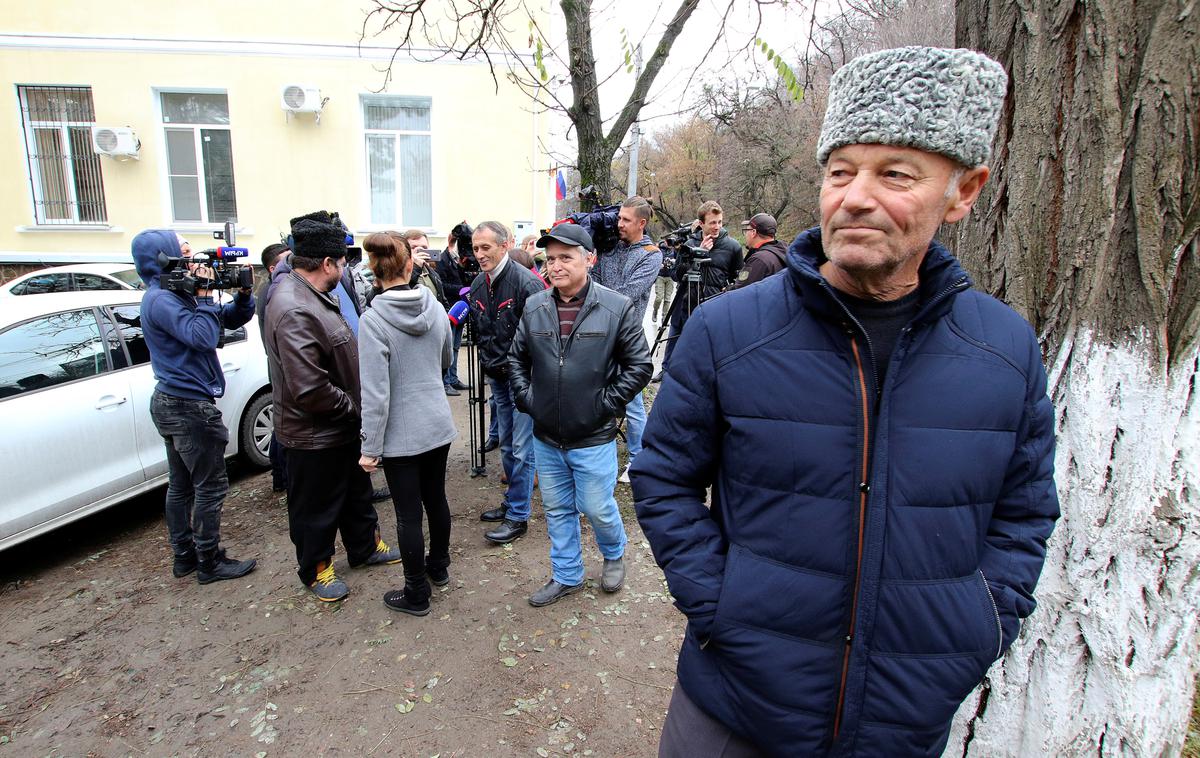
[{"left": 618, "top": 465, "right": 631, "bottom": 484}]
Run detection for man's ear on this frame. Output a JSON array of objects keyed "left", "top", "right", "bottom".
[{"left": 944, "top": 166, "right": 990, "bottom": 223}]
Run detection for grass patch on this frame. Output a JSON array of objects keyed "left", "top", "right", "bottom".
[{"left": 1185, "top": 677, "right": 1200, "bottom": 758}]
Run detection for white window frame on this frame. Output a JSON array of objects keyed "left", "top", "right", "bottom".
[
  {"left": 16, "top": 85, "right": 105, "bottom": 225},
  {"left": 360, "top": 94, "right": 434, "bottom": 230},
  {"left": 154, "top": 88, "right": 236, "bottom": 226}
]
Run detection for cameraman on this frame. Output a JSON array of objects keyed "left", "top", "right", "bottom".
[
  {"left": 657, "top": 201, "right": 742, "bottom": 381},
  {"left": 133, "top": 229, "right": 257, "bottom": 584},
  {"left": 436, "top": 221, "right": 474, "bottom": 395}
]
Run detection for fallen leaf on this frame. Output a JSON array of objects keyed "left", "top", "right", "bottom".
[{"left": 501, "top": 657, "right": 518, "bottom": 667}]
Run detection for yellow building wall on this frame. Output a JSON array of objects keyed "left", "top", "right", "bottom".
[{"left": 0, "top": 1, "right": 555, "bottom": 262}]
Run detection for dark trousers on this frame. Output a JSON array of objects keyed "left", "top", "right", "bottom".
[
  {"left": 381, "top": 443, "right": 452, "bottom": 580},
  {"left": 150, "top": 390, "right": 229, "bottom": 558},
  {"left": 661, "top": 307, "right": 687, "bottom": 370},
  {"left": 269, "top": 432, "right": 289, "bottom": 490},
  {"left": 659, "top": 683, "right": 764, "bottom": 757},
  {"left": 285, "top": 441, "right": 380, "bottom": 584}
]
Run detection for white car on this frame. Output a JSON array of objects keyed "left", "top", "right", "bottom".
[
  {"left": 0, "top": 289, "right": 273, "bottom": 551},
  {"left": 0, "top": 263, "right": 144, "bottom": 296}
]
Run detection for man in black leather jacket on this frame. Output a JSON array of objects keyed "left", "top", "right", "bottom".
[{"left": 509, "top": 223, "right": 653, "bottom": 607}]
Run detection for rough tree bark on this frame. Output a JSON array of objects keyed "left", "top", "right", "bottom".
[{"left": 945, "top": 0, "right": 1200, "bottom": 755}]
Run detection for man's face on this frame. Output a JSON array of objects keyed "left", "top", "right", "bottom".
[
  {"left": 472, "top": 228, "right": 507, "bottom": 273},
  {"left": 617, "top": 206, "right": 647, "bottom": 244},
  {"left": 701, "top": 212, "right": 723, "bottom": 239},
  {"left": 819, "top": 144, "right": 979, "bottom": 280},
  {"left": 544, "top": 241, "right": 593, "bottom": 294},
  {"left": 743, "top": 223, "right": 758, "bottom": 248},
  {"left": 320, "top": 256, "right": 346, "bottom": 292},
  {"left": 409, "top": 235, "right": 430, "bottom": 267}
]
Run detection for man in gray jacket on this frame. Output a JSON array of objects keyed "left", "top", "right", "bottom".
[
  {"left": 591, "top": 196, "right": 662, "bottom": 482},
  {"left": 509, "top": 223, "right": 653, "bottom": 607}
]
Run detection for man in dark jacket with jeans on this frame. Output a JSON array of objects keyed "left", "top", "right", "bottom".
[
  {"left": 134, "top": 229, "right": 257, "bottom": 584},
  {"left": 468, "top": 221, "right": 547, "bottom": 544},
  {"left": 510, "top": 224, "right": 652, "bottom": 606},
  {"left": 634, "top": 47, "right": 1059, "bottom": 757},
  {"left": 265, "top": 211, "right": 400, "bottom": 602}
]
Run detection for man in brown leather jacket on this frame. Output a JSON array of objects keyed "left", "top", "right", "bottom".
[{"left": 264, "top": 211, "right": 400, "bottom": 602}]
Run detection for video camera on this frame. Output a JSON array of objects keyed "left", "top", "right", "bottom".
[
  {"left": 159, "top": 221, "right": 254, "bottom": 295},
  {"left": 560, "top": 185, "right": 620, "bottom": 255},
  {"left": 659, "top": 223, "right": 710, "bottom": 272},
  {"left": 451, "top": 222, "right": 480, "bottom": 274}
]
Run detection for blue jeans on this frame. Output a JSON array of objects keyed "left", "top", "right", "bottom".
[
  {"left": 624, "top": 392, "right": 646, "bottom": 465},
  {"left": 489, "top": 376, "right": 534, "bottom": 521},
  {"left": 444, "top": 322, "right": 464, "bottom": 387},
  {"left": 149, "top": 390, "right": 229, "bottom": 558},
  {"left": 488, "top": 396, "right": 498, "bottom": 441},
  {"left": 533, "top": 438, "right": 627, "bottom": 586}
]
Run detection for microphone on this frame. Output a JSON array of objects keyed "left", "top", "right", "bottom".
[{"left": 447, "top": 299, "right": 469, "bottom": 326}]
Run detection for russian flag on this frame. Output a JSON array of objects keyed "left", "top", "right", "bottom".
[{"left": 555, "top": 169, "right": 567, "bottom": 201}]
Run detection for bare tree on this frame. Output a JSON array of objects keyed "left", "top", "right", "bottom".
[
  {"left": 362, "top": 0, "right": 794, "bottom": 208},
  {"left": 944, "top": 0, "right": 1200, "bottom": 754}
]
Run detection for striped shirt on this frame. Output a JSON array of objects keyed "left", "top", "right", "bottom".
[{"left": 555, "top": 280, "right": 589, "bottom": 338}]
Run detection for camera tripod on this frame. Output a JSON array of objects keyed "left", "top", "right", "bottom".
[
  {"left": 651, "top": 259, "right": 712, "bottom": 358},
  {"left": 464, "top": 316, "right": 489, "bottom": 478}
]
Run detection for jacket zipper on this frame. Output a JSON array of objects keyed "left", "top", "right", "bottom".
[
  {"left": 979, "top": 570, "right": 1003, "bottom": 660},
  {"left": 832, "top": 334, "right": 871, "bottom": 740},
  {"left": 552, "top": 299, "right": 597, "bottom": 448}
]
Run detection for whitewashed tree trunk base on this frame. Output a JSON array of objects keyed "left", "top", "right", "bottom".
[{"left": 944, "top": 330, "right": 1200, "bottom": 757}]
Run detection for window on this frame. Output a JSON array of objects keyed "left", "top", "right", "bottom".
[
  {"left": 74, "top": 274, "right": 124, "bottom": 291},
  {"left": 17, "top": 85, "right": 108, "bottom": 225},
  {"left": 362, "top": 96, "right": 432, "bottom": 227},
  {"left": 109, "top": 268, "right": 144, "bottom": 290},
  {"left": 0, "top": 310, "right": 108, "bottom": 398},
  {"left": 160, "top": 92, "right": 238, "bottom": 223},
  {"left": 106, "top": 305, "right": 151, "bottom": 368},
  {"left": 10, "top": 272, "right": 71, "bottom": 295}
]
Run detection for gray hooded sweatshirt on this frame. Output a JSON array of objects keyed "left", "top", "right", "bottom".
[{"left": 358, "top": 287, "right": 457, "bottom": 458}]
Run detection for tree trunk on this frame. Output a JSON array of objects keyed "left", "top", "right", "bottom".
[{"left": 946, "top": 0, "right": 1200, "bottom": 755}]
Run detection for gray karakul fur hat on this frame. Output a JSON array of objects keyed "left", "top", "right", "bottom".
[{"left": 816, "top": 46, "right": 1008, "bottom": 168}]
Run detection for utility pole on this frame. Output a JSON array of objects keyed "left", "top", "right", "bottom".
[{"left": 627, "top": 44, "right": 642, "bottom": 195}]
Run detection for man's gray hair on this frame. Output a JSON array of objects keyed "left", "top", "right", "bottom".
[
  {"left": 944, "top": 167, "right": 966, "bottom": 200},
  {"left": 475, "top": 220, "right": 511, "bottom": 245}
]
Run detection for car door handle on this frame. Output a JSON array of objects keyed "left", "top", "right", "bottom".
[
  {"left": 95, "top": 394, "right": 128, "bottom": 410},
  {"left": 221, "top": 361, "right": 240, "bottom": 374}
]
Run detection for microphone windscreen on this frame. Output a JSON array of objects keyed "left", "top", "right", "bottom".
[{"left": 447, "top": 299, "right": 469, "bottom": 326}]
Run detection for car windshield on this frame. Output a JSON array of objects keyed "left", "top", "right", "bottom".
[{"left": 109, "top": 268, "right": 144, "bottom": 290}]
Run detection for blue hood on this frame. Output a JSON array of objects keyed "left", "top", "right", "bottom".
[{"left": 132, "top": 229, "right": 181, "bottom": 286}]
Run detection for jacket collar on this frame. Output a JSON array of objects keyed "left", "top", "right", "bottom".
[
  {"left": 785, "top": 226, "right": 972, "bottom": 325},
  {"left": 288, "top": 269, "right": 340, "bottom": 310}
]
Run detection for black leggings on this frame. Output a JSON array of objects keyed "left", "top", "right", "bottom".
[{"left": 381, "top": 444, "right": 452, "bottom": 578}]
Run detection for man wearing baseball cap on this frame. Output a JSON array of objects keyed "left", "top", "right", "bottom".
[
  {"left": 509, "top": 223, "right": 652, "bottom": 607},
  {"left": 731, "top": 212, "right": 788, "bottom": 289},
  {"left": 634, "top": 47, "right": 1059, "bottom": 756}
]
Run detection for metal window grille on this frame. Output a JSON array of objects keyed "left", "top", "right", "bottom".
[{"left": 17, "top": 85, "right": 108, "bottom": 225}]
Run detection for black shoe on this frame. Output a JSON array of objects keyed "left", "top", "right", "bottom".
[
  {"left": 384, "top": 582, "right": 432, "bottom": 618},
  {"left": 426, "top": 557, "right": 450, "bottom": 587},
  {"left": 197, "top": 549, "right": 257, "bottom": 585},
  {"left": 371, "top": 487, "right": 391, "bottom": 503},
  {"left": 172, "top": 550, "right": 197, "bottom": 578},
  {"left": 451, "top": 380, "right": 470, "bottom": 391},
  {"left": 482, "top": 437, "right": 499, "bottom": 453},
  {"left": 479, "top": 504, "right": 508, "bottom": 522},
  {"left": 651, "top": 369, "right": 664, "bottom": 383},
  {"left": 485, "top": 518, "right": 528, "bottom": 544},
  {"left": 528, "top": 579, "right": 583, "bottom": 607},
  {"left": 444, "top": 385, "right": 461, "bottom": 396}
]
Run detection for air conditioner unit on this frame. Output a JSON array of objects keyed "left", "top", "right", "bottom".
[
  {"left": 281, "top": 85, "right": 323, "bottom": 114},
  {"left": 91, "top": 126, "right": 140, "bottom": 159}
]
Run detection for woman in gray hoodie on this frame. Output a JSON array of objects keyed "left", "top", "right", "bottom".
[{"left": 358, "top": 232, "right": 457, "bottom": 616}]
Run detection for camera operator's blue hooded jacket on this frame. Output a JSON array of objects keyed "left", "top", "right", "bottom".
[
  {"left": 132, "top": 229, "right": 255, "bottom": 400},
  {"left": 632, "top": 228, "right": 1058, "bottom": 757}
]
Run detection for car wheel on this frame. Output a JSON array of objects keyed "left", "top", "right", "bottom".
[{"left": 239, "top": 392, "right": 273, "bottom": 469}]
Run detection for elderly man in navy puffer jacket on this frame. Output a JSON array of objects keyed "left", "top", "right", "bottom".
[{"left": 633, "top": 46, "right": 1059, "bottom": 758}]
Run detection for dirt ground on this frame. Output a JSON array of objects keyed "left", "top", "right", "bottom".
[{"left": 0, "top": 386, "right": 683, "bottom": 757}]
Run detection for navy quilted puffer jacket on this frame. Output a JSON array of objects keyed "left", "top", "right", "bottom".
[{"left": 632, "top": 227, "right": 1058, "bottom": 757}]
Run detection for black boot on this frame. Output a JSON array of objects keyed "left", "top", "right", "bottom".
[
  {"left": 426, "top": 554, "right": 451, "bottom": 587},
  {"left": 172, "top": 548, "right": 198, "bottom": 578},
  {"left": 384, "top": 574, "right": 431, "bottom": 616},
  {"left": 197, "top": 548, "right": 257, "bottom": 585}
]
